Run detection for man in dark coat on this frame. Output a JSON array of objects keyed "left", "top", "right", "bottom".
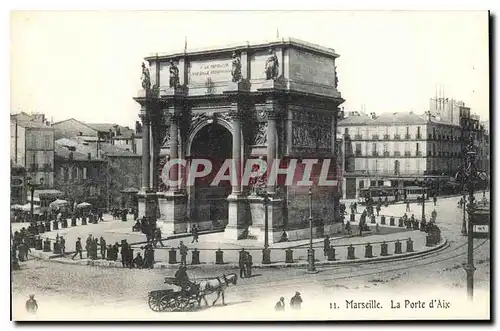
[
  {"left": 133, "top": 252, "right": 143, "bottom": 269},
  {"left": 239, "top": 249, "right": 247, "bottom": 278},
  {"left": 179, "top": 241, "right": 188, "bottom": 265},
  {"left": 99, "top": 237, "right": 106, "bottom": 259},
  {"left": 323, "top": 235, "right": 330, "bottom": 256},
  {"left": 245, "top": 251, "right": 253, "bottom": 277},
  {"left": 59, "top": 236, "right": 66, "bottom": 256},
  {"left": 275, "top": 297, "right": 285, "bottom": 311},
  {"left": 25, "top": 294, "right": 38, "bottom": 314},
  {"left": 120, "top": 240, "right": 129, "bottom": 267},
  {"left": 72, "top": 237, "right": 83, "bottom": 260},
  {"left": 191, "top": 225, "right": 199, "bottom": 243},
  {"left": 290, "top": 292, "right": 303, "bottom": 309},
  {"left": 85, "top": 235, "right": 93, "bottom": 258}
]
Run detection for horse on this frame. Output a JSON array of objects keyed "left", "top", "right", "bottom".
[{"left": 196, "top": 273, "right": 238, "bottom": 306}]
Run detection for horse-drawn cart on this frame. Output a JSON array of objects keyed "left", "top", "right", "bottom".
[{"left": 147, "top": 277, "right": 201, "bottom": 312}]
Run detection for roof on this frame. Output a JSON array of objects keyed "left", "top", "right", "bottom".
[
  {"left": 338, "top": 111, "right": 460, "bottom": 127},
  {"left": 56, "top": 138, "right": 139, "bottom": 159},
  {"left": 145, "top": 37, "right": 339, "bottom": 61},
  {"left": 12, "top": 119, "right": 53, "bottom": 129},
  {"left": 86, "top": 123, "right": 135, "bottom": 136}
]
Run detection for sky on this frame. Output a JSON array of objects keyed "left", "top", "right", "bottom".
[{"left": 10, "top": 10, "right": 490, "bottom": 127}]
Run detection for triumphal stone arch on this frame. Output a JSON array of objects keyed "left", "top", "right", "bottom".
[{"left": 134, "top": 38, "right": 344, "bottom": 243}]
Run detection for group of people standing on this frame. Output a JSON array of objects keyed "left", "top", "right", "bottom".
[{"left": 275, "top": 292, "right": 303, "bottom": 311}]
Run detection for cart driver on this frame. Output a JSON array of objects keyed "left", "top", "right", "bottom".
[{"left": 174, "top": 265, "right": 192, "bottom": 294}]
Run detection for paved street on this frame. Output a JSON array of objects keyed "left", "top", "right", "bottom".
[{"left": 11, "top": 193, "right": 490, "bottom": 320}]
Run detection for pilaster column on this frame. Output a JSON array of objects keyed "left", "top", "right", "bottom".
[
  {"left": 140, "top": 105, "right": 151, "bottom": 192},
  {"left": 266, "top": 100, "right": 280, "bottom": 195},
  {"left": 169, "top": 112, "right": 180, "bottom": 193},
  {"left": 231, "top": 111, "right": 243, "bottom": 196}
]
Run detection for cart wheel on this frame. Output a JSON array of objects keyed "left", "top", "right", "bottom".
[
  {"left": 161, "top": 296, "right": 177, "bottom": 312},
  {"left": 148, "top": 295, "right": 163, "bottom": 312}
]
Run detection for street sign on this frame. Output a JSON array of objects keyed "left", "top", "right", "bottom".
[{"left": 471, "top": 207, "right": 490, "bottom": 239}]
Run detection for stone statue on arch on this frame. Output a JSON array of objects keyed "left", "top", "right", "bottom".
[
  {"left": 141, "top": 62, "right": 151, "bottom": 91},
  {"left": 231, "top": 51, "right": 242, "bottom": 83},
  {"left": 265, "top": 48, "right": 279, "bottom": 80},
  {"left": 169, "top": 60, "right": 180, "bottom": 88}
]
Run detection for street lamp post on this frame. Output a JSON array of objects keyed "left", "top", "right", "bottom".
[
  {"left": 262, "top": 192, "right": 271, "bottom": 264},
  {"left": 307, "top": 188, "right": 317, "bottom": 273},
  {"left": 461, "top": 189, "right": 467, "bottom": 236},
  {"left": 27, "top": 177, "right": 44, "bottom": 223}
]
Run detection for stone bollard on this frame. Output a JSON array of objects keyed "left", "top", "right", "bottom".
[
  {"left": 347, "top": 245, "right": 355, "bottom": 260},
  {"left": 82, "top": 217, "right": 87, "bottom": 226},
  {"left": 380, "top": 242, "right": 388, "bottom": 256},
  {"left": 53, "top": 221, "right": 59, "bottom": 230},
  {"left": 71, "top": 218, "right": 77, "bottom": 227},
  {"left": 364, "top": 243, "right": 373, "bottom": 258},
  {"left": 285, "top": 248, "right": 294, "bottom": 263},
  {"left": 215, "top": 249, "right": 224, "bottom": 265},
  {"left": 394, "top": 240, "right": 402, "bottom": 254},
  {"left": 327, "top": 247, "right": 336, "bottom": 261},
  {"left": 406, "top": 238, "right": 414, "bottom": 252},
  {"left": 35, "top": 237, "right": 43, "bottom": 250},
  {"left": 390, "top": 217, "right": 395, "bottom": 226},
  {"left": 398, "top": 218, "right": 404, "bottom": 227},
  {"left": 192, "top": 249, "right": 200, "bottom": 265},
  {"left": 53, "top": 242, "right": 60, "bottom": 254},
  {"left": 381, "top": 215, "right": 386, "bottom": 225},
  {"left": 43, "top": 239, "right": 51, "bottom": 252},
  {"left": 350, "top": 213, "right": 355, "bottom": 222},
  {"left": 371, "top": 215, "right": 376, "bottom": 224},
  {"left": 426, "top": 235, "right": 434, "bottom": 247},
  {"left": 168, "top": 248, "right": 177, "bottom": 264},
  {"left": 62, "top": 219, "right": 68, "bottom": 228}
]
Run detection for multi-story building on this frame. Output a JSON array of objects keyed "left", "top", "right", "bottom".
[
  {"left": 478, "top": 120, "right": 490, "bottom": 175},
  {"left": 10, "top": 113, "right": 55, "bottom": 188},
  {"left": 52, "top": 118, "right": 140, "bottom": 154},
  {"left": 10, "top": 162, "right": 27, "bottom": 205},
  {"left": 54, "top": 138, "right": 141, "bottom": 210},
  {"left": 338, "top": 111, "right": 462, "bottom": 199}
]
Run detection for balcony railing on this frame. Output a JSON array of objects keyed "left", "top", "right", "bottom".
[
  {"left": 372, "top": 151, "right": 379, "bottom": 156},
  {"left": 354, "top": 134, "right": 362, "bottom": 140},
  {"left": 394, "top": 134, "right": 401, "bottom": 140},
  {"left": 416, "top": 134, "right": 422, "bottom": 139},
  {"left": 394, "top": 151, "right": 401, "bottom": 157},
  {"left": 383, "top": 151, "right": 390, "bottom": 156},
  {"left": 404, "top": 151, "right": 411, "bottom": 156},
  {"left": 405, "top": 134, "right": 411, "bottom": 140},
  {"left": 355, "top": 150, "right": 362, "bottom": 156},
  {"left": 372, "top": 135, "right": 379, "bottom": 140},
  {"left": 383, "top": 134, "right": 390, "bottom": 140},
  {"left": 416, "top": 151, "right": 422, "bottom": 157}
]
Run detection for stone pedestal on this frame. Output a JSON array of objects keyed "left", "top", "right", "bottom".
[
  {"left": 160, "top": 86, "right": 185, "bottom": 97},
  {"left": 247, "top": 195, "right": 283, "bottom": 244},
  {"left": 137, "top": 191, "right": 157, "bottom": 219},
  {"left": 224, "top": 194, "right": 248, "bottom": 240},
  {"left": 157, "top": 192, "right": 188, "bottom": 234},
  {"left": 226, "top": 81, "right": 249, "bottom": 92},
  {"left": 258, "top": 79, "right": 286, "bottom": 91}
]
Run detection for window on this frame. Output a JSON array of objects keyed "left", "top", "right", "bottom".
[
  {"left": 64, "top": 167, "right": 69, "bottom": 182},
  {"left": 76, "top": 167, "right": 80, "bottom": 180},
  {"left": 394, "top": 142, "right": 399, "bottom": 152},
  {"left": 417, "top": 126, "right": 421, "bottom": 138},
  {"left": 359, "top": 180, "right": 364, "bottom": 189},
  {"left": 83, "top": 167, "right": 87, "bottom": 179},
  {"left": 383, "top": 143, "right": 388, "bottom": 152},
  {"left": 370, "top": 181, "right": 377, "bottom": 187},
  {"left": 344, "top": 128, "right": 349, "bottom": 135},
  {"left": 406, "top": 127, "right": 409, "bottom": 136},
  {"left": 355, "top": 143, "right": 362, "bottom": 155},
  {"left": 372, "top": 143, "right": 377, "bottom": 152},
  {"left": 416, "top": 143, "right": 420, "bottom": 153}
]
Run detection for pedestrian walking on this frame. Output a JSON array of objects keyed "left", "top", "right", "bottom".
[
  {"left": 275, "top": 297, "right": 285, "bottom": 311},
  {"left": 72, "top": 237, "right": 83, "bottom": 260},
  {"left": 25, "top": 294, "right": 38, "bottom": 314},
  {"left": 239, "top": 249, "right": 247, "bottom": 278},
  {"left": 120, "top": 240, "right": 129, "bottom": 267},
  {"left": 323, "top": 235, "right": 330, "bottom": 256},
  {"left": 433, "top": 195, "right": 437, "bottom": 206},
  {"left": 191, "top": 225, "right": 199, "bottom": 243},
  {"left": 406, "top": 201, "right": 411, "bottom": 212},
  {"left": 85, "top": 235, "right": 93, "bottom": 258},
  {"left": 179, "top": 241, "right": 188, "bottom": 265},
  {"left": 59, "top": 236, "right": 66, "bottom": 256},
  {"left": 290, "top": 292, "right": 303, "bottom": 309}
]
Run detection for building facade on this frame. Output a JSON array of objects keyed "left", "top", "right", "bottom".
[
  {"left": 11, "top": 163, "right": 27, "bottom": 205},
  {"left": 11, "top": 113, "right": 55, "bottom": 188},
  {"left": 54, "top": 138, "right": 141, "bottom": 210},
  {"left": 338, "top": 111, "right": 462, "bottom": 199}
]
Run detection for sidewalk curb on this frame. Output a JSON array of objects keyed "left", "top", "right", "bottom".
[{"left": 28, "top": 239, "right": 448, "bottom": 270}]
